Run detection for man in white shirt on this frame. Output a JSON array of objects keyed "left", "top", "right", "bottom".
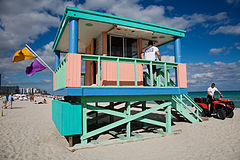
[
  {"left": 207, "top": 83, "right": 223, "bottom": 112},
  {"left": 140, "top": 40, "right": 161, "bottom": 85}
]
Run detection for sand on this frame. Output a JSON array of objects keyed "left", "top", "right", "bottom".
[{"left": 0, "top": 98, "right": 240, "bottom": 160}]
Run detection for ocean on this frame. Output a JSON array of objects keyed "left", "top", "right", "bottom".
[
  {"left": 188, "top": 91, "right": 240, "bottom": 108},
  {"left": 147, "top": 91, "right": 240, "bottom": 108}
]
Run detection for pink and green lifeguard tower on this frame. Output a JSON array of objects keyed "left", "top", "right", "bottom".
[{"left": 52, "top": 6, "right": 202, "bottom": 147}]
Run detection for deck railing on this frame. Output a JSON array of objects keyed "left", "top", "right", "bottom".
[
  {"left": 81, "top": 54, "right": 177, "bottom": 87},
  {"left": 55, "top": 54, "right": 179, "bottom": 90}
]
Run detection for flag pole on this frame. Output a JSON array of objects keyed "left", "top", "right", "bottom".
[{"left": 25, "top": 44, "right": 55, "bottom": 73}]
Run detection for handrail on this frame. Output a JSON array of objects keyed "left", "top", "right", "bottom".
[
  {"left": 183, "top": 94, "right": 203, "bottom": 112},
  {"left": 55, "top": 54, "right": 178, "bottom": 88},
  {"left": 80, "top": 54, "right": 177, "bottom": 87},
  {"left": 173, "top": 95, "right": 202, "bottom": 122},
  {"left": 81, "top": 54, "right": 178, "bottom": 67}
]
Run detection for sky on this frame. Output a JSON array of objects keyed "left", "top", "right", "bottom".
[{"left": 0, "top": 0, "right": 240, "bottom": 93}]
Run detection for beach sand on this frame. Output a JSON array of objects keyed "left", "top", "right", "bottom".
[{"left": 0, "top": 98, "right": 240, "bottom": 160}]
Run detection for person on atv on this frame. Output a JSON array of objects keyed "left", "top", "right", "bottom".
[{"left": 207, "top": 83, "right": 223, "bottom": 113}]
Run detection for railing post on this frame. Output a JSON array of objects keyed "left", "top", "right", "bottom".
[
  {"left": 156, "top": 70, "right": 160, "bottom": 87},
  {"left": 134, "top": 59, "right": 137, "bottom": 86},
  {"left": 117, "top": 58, "right": 120, "bottom": 86},
  {"left": 167, "top": 70, "right": 170, "bottom": 86},
  {"left": 164, "top": 62, "right": 167, "bottom": 87},
  {"left": 150, "top": 61, "right": 153, "bottom": 87},
  {"left": 97, "top": 56, "right": 101, "bottom": 87}
]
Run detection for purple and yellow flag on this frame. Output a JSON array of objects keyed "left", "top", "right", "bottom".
[
  {"left": 12, "top": 47, "right": 36, "bottom": 63},
  {"left": 25, "top": 59, "right": 46, "bottom": 76}
]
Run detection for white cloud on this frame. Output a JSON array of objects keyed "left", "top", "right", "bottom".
[
  {"left": 161, "top": 55, "right": 175, "bottom": 62},
  {"left": 0, "top": 0, "right": 64, "bottom": 53},
  {"left": 210, "top": 23, "right": 240, "bottom": 35},
  {"left": 166, "top": 6, "right": 174, "bottom": 12},
  {"left": 0, "top": 41, "right": 55, "bottom": 76},
  {"left": 43, "top": 79, "right": 52, "bottom": 83},
  {"left": 80, "top": 0, "right": 228, "bottom": 30},
  {"left": 187, "top": 60, "right": 240, "bottom": 91},
  {"left": 166, "top": 44, "right": 174, "bottom": 50},
  {"left": 0, "top": 0, "right": 231, "bottom": 54},
  {"left": 209, "top": 48, "right": 224, "bottom": 55},
  {"left": 226, "top": 0, "right": 240, "bottom": 4},
  {"left": 192, "top": 72, "right": 213, "bottom": 79}
]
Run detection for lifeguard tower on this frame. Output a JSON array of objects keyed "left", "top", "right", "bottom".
[{"left": 52, "top": 6, "right": 202, "bottom": 147}]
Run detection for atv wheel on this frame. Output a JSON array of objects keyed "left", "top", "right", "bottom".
[
  {"left": 227, "top": 111, "right": 234, "bottom": 118},
  {"left": 217, "top": 109, "right": 226, "bottom": 120}
]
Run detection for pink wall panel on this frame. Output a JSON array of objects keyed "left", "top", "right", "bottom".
[
  {"left": 177, "top": 63, "right": 187, "bottom": 88},
  {"left": 65, "top": 53, "right": 81, "bottom": 87},
  {"left": 101, "top": 61, "right": 143, "bottom": 86}
]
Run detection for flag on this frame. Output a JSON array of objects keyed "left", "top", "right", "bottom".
[
  {"left": 25, "top": 59, "right": 46, "bottom": 76},
  {"left": 12, "top": 47, "right": 36, "bottom": 63}
]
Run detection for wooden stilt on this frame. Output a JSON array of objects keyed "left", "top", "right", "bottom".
[
  {"left": 110, "top": 102, "right": 114, "bottom": 122},
  {"left": 69, "top": 136, "right": 73, "bottom": 147}
]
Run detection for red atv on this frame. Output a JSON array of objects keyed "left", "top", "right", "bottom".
[{"left": 194, "top": 97, "right": 235, "bottom": 120}]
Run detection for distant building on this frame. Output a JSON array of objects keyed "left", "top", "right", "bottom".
[
  {"left": 0, "top": 86, "right": 20, "bottom": 94},
  {"left": 19, "top": 88, "right": 27, "bottom": 94},
  {"left": 19, "top": 88, "right": 48, "bottom": 95}
]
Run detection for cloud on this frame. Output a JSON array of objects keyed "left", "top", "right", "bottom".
[
  {"left": 187, "top": 60, "right": 240, "bottom": 91},
  {"left": 0, "top": 41, "right": 55, "bottom": 76},
  {"left": 226, "top": 0, "right": 240, "bottom": 5},
  {"left": 43, "top": 79, "right": 52, "bottom": 83},
  {"left": 209, "top": 48, "right": 224, "bottom": 55},
  {"left": 192, "top": 72, "right": 213, "bottom": 79},
  {"left": 80, "top": 0, "right": 228, "bottom": 30},
  {"left": 166, "top": 44, "right": 174, "bottom": 50},
  {"left": 161, "top": 55, "right": 175, "bottom": 62},
  {"left": 0, "top": 0, "right": 231, "bottom": 54},
  {"left": 166, "top": 6, "right": 174, "bottom": 12},
  {"left": 210, "top": 23, "right": 240, "bottom": 35}
]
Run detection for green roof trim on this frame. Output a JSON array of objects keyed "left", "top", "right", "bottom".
[{"left": 52, "top": 6, "right": 186, "bottom": 51}]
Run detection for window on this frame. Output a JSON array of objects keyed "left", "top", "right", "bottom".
[{"left": 107, "top": 35, "right": 138, "bottom": 58}]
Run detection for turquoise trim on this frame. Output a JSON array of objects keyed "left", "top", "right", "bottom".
[
  {"left": 54, "top": 87, "right": 188, "bottom": 96},
  {"left": 52, "top": 6, "right": 186, "bottom": 52}
]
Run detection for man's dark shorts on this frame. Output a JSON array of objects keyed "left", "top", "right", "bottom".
[
  {"left": 147, "top": 65, "right": 156, "bottom": 74},
  {"left": 207, "top": 95, "right": 213, "bottom": 104}
]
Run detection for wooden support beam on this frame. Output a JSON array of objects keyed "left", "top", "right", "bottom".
[
  {"left": 69, "top": 136, "right": 73, "bottom": 147},
  {"left": 110, "top": 102, "right": 114, "bottom": 122},
  {"left": 126, "top": 102, "right": 131, "bottom": 139},
  {"left": 81, "top": 102, "right": 171, "bottom": 141}
]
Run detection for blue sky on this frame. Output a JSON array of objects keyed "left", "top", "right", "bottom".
[{"left": 0, "top": 0, "right": 239, "bottom": 93}]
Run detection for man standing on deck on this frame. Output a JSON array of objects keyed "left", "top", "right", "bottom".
[
  {"left": 140, "top": 40, "right": 161, "bottom": 85},
  {"left": 207, "top": 83, "right": 223, "bottom": 113}
]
